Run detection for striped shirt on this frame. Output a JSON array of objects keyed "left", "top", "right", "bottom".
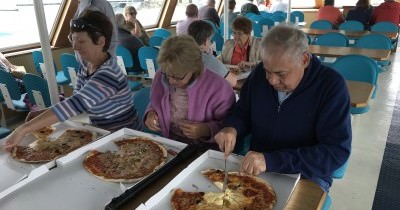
[{"left": 51, "top": 55, "right": 141, "bottom": 131}]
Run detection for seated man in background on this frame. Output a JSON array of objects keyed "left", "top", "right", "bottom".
[
  {"left": 188, "top": 20, "right": 237, "bottom": 87},
  {"left": 176, "top": 4, "right": 198, "bottom": 36},
  {"left": 199, "top": 0, "right": 220, "bottom": 27},
  {"left": 3, "top": 11, "right": 142, "bottom": 150},
  {"left": 317, "top": 0, "right": 344, "bottom": 28},
  {"left": 144, "top": 36, "right": 235, "bottom": 149},
  {"left": 215, "top": 24, "right": 351, "bottom": 192},
  {"left": 371, "top": 0, "right": 400, "bottom": 25}
]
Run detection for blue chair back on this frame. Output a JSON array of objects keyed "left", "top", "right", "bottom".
[
  {"left": 149, "top": 36, "right": 165, "bottom": 47},
  {"left": 290, "top": 11, "right": 304, "bottom": 23},
  {"left": 212, "top": 32, "right": 224, "bottom": 52},
  {"left": 331, "top": 54, "right": 378, "bottom": 114},
  {"left": 271, "top": 12, "right": 286, "bottom": 23},
  {"left": 153, "top": 28, "right": 171, "bottom": 39},
  {"left": 23, "top": 73, "right": 51, "bottom": 108},
  {"left": 204, "top": 20, "right": 219, "bottom": 36},
  {"left": 133, "top": 87, "right": 150, "bottom": 122},
  {"left": 138, "top": 46, "right": 159, "bottom": 70},
  {"left": 371, "top": 21, "right": 399, "bottom": 33},
  {"left": 0, "top": 70, "right": 22, "bottom": 101},
  {"left": 314, "top": 32, "right": 349, "bottom": 47},
  {"left": 310, "top": 20, "right": 333, "bottom": 30},
  {"left": 339, "top": 20, "right": 364, "bottom": 31},
  {"left": 245, "top": 12, "right": 258, "bottom": 18},
  {"left": 219, "top": 22, "right": 232, "bottom": 38},
  {"left": 253, "top": 17, "right": 275, "bottom": 37},
  {"left": 355, "top": 33, "right": 392, "bottom": 50},
  {"left": 260, "top": 11, "right": 272, "bottom": 18},
  {"left": 116, "top": 45, "right": 134, "bottom": 69},
  {"left": 60, "top": 53, "right": 79, "bottom": 81},
  {"left": 31, "top": 50, "right": 58, "bottom": 77}
]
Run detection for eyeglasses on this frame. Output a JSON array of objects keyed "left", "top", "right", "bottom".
[
  {"left": 232, "top": 31, "right": 245, "bottom": 36},
  {"left": 161, "top": 71, "right": 188, "bottom": 81},
  {"left": 70, "top": 19, "right": 104, "bottom": 34}
]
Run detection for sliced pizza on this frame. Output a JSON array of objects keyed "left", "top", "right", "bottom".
[
  {"left": 32, "top": 126, "right": 55, "bottom": 140},
  {"left": 12, "top": 128, "right": 96, "bottom": 163},
  {"left": 83, "top": 137, "right": 167, "bottom": 182}
]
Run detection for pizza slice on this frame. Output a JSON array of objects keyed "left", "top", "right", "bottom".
[
  {"left": 201, "top": 169, "right": 277, "bottom": 210},
  {"left": 32, "top": 126, "right": 55, "bottom": 140}
]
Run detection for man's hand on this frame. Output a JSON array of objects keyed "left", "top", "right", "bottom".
[
  {"left": 214, "top": 127, "right": 237, "bottom": 158},
  {"left": 179, "top": 121, "right": 210, "bottom": 140},
  {"left": 240, "top": 151, "right": 267, "bottom": 176},
  {"left": 144, "top": 110, "right": 161, "bottom": 132}
]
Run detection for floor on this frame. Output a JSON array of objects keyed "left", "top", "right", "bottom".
[{"left": 329, "top": 51, "right": 400, "bottom": 210}]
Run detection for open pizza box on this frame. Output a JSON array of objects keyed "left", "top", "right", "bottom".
[
  {"left": 137, "top": 150, "right": 301, "bottom": 210},
  {"left": 0, "top": 120, "right": 110, "bottom": 200},
  {"left": 0, "top": 128, "right": 192, "bottom": 210}
]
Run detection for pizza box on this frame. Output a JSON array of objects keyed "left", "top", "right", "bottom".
[
  {"left": 0, "top": 120, "right": 110, "bottom": 198},
  {"left": 138, "top": 150, "right": 301, "bottom": 210},
  {"left": 0, "top": 128, "right": 191, "bottom": 210}
]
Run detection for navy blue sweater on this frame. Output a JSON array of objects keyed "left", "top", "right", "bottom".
[{"left": 225, "top": 55, "right": 352, "bottom": 191}]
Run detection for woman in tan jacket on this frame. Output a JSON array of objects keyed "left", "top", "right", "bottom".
[{"left": 221, "top": 16, "right": 262, "bottom": 70}]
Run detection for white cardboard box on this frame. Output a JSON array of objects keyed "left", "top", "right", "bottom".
[
  {"left": 139, "top": 150, "right": 300, "bottom": 210},
  {"left": 0, "top": 120, "right": 110, "bottom": 198},
  {"left": 0, "top": 128, "right": 187, "bottom": 210}
]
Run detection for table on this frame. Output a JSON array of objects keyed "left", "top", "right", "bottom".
[
  {"left": 308, "top": 45, "right": 391, "bottom": 61},
  {"left": 301, "top": 28, "right": 398, "bottom": 40},
  {"left": 234, "top": 79, "right": 374, "bottom": 109},
  {"left": 346, "top": 80, "right": 374, "bottom": 108},
  {"left": 119, "top": 151, "right": 326, "bottom": 210}
]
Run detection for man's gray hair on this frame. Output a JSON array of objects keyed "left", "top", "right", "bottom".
[{"left": 261, "top": 24, "right": 308, "bottom": 61}]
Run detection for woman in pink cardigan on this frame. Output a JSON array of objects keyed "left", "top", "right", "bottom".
[{"left": 144, "top": 36, "right": 235, "bottom": 147}]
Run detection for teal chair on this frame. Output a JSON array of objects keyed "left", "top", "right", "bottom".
[
  {"left": 204, "top": 20, "right": 219, "bottom": 36},
  {"left": 313, "top": 32, "right": 349, "bottom": 63},
  {"left": 212, "top": 32, "right": 224, "bottom": 54},
  {"left": 116, "top": 45, "right": 143, "bottom": 91},
  {"left": 0, "top": 70, "right": 28, "bottom": 111},
  {"left": 339, "top": 20, "right": 364, "bottom": 31},
  {"left": 310, "top": 20, "right": 333, "bottom": 30},
  {"left": 0, "top": 127, "right": 11, "bottom": 138},
  {"left": 153, "top": 28, "right": 171, "bottom": 39},
  {"left": 32, "top": 51, "right": 69, "bottom": 85},
  {"left": 355, "top": 33, "right": 392, "bottom": 71},
  {"left": 252, "top": 17, "right": 274, "bottom": 37},
  {"left": 138, "top": 46, "right": 159, "bottom": 78},
  {"left": 23, "top": 73, "right": 52, "bottom": 108},
  {"left": 272, "top": 11, "right": 287, "bottom": 22},
  {"left": 60, "top": 53, "right": 79, "bottom": 87},
  {"left": 133, "top": 87, "right": 158, "bottom": 134},
  {"left": 290, "top": 11, "right": 305, "bottom": 23},
  {"left": 331, "top": 54, "right": 378, "bottom": 114},
  {"left": 148, "top": 36, "right": 165, "bottom": 48},
  {"left": 371, "top": 21, "right": 399, "bottom": 33}
]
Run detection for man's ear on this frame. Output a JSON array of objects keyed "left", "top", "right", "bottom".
[{"left": 302, "top": 51, "right": 311, "bottom": 68}]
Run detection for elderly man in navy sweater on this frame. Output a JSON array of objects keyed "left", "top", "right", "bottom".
[{"left": 215, "top": 24, "right": 351, "bottom": 192}]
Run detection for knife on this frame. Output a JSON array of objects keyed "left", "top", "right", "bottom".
[{"left": 222, "top": 157, "right": 228, "bottom": 209}]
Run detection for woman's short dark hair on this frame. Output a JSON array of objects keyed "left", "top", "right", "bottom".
[
  {"left": 188, "top": 20, "right": 214, "bottom": 46},
  {"left": 324, "top": 0, "right": 334, "bottom": 6},
  {"left": 70, "top": 10, "right": 113, "bottom": 52},
  {"left": 232, "top": 17, "right": 253, "bottom": 35}
]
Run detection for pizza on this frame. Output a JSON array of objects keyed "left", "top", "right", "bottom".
[
  {"left": 32, "top": 126, "right": 55, "bottom": 140},
  {"left": 11, "top": 129, "right": 96, "bottom": 163},
  {"left": 83, "top": 137, "right": 167, "bottom": 182},
  {"left": 170, "top": 169, "right": 277, "bottom": 210}
]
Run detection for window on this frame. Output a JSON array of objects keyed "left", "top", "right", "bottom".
[
  {"left": 0, "top": 0, "right": 63, "bottom": 51},
  {"left": 171, "top": 0, "right": 221, "bottom": 23},
  {"left": 291, "top": 0, "right": 316, "bottom": 8},
  {"left": 109, "top": 0, "right": 166, "bottom": 27}
]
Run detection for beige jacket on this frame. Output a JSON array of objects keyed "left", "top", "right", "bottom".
[{"left": 221, "top": 36, "right": 262, "bottom": 65}]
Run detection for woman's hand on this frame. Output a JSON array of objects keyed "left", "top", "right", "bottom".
[
  {"left": 179, "top": 121, "right": 211, "bottom": 140},
  {"left": 2, "top": 127, "right": 27, "bottom": 152},
  {"left": 144, "top": 110, "right": 161, "bottom": 132}
]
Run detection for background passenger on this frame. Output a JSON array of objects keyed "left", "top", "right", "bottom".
[
  {"left": 199, "top": 0, "right": 221, "bottom": 27},
  {"left": 124, "top": 5, "right": 149, "bottom": 45},
  {"left": 3, "top": 11, "right": 141, "bottom": 150},
  {"left": 176, "top": 4, "right": 198, "bottom": 36},
  {"left": 346, "top": 0, "right": 373, "bottom": 30},
  {"left": 317, "top": 0, "right": 345, "bottom": 28},
  {"left": 221, "top": 17, "right": 262, "bottom": 70},
  {"left": 188, "top": 20, "right": 237, "bottom": 87},
  {"left": 220, "top": 0, "right": 238, "bottom": 25},
  {"left": 144, "top": 36, "right": 235, "bottom": 148},
  {"left": 371, "top": 0, "right": 400, "bottom": 25}
]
